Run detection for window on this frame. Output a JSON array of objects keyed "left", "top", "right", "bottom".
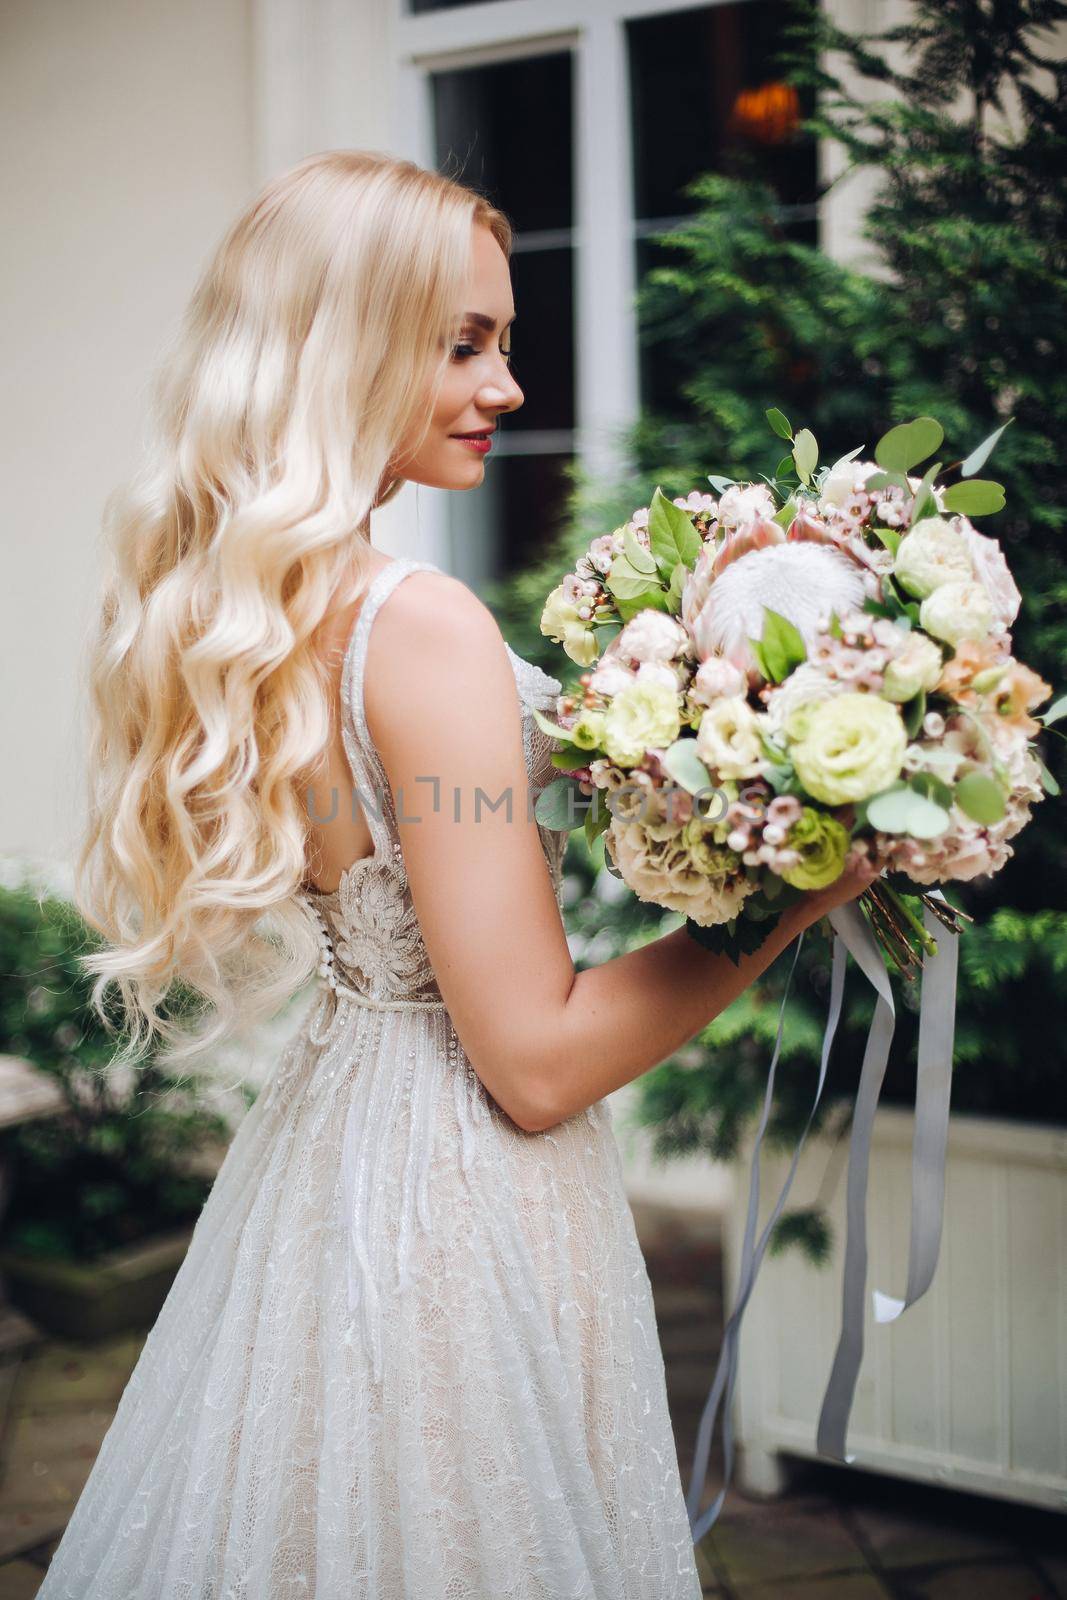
[
  {"left": 628, "top": 1, "right": 819, "bottom": 418},
  {"left": 431, "top": 49, "right": 576, "bottom": 585}
]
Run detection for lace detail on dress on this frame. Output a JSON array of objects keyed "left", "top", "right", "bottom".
[{"left": 301, "top": 559, "right": 570, "bottom": 1018}]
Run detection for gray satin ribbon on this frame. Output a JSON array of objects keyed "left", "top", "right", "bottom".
[
  {"left": 817, "top": 894, "right": 958, "bottom": 1459},
  {"left": 687, "top": 893, "right": 959, "bottom": 1543}
]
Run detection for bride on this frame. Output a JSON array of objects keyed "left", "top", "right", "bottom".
[{"left": 38, "top": 149, "right": 875, "bottom": 1598}]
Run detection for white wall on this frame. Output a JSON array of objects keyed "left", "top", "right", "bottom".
[{"left": 0, "top": 0, "right": 256, "bottom": 864}]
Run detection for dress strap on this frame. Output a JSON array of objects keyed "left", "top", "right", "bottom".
[{"left": 338, "top": 558, "right": 442, "bottom": 865}]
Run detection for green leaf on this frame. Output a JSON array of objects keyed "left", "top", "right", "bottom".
[
  {"left": 870, "top": 523, "right": 902, "bottom": 557},
  {"left": 647, "top": 485, "right": 703, "bottom": 571},
  {"left": 773, "top": 455, "right": 796, "bottom": 482},
  {"left": 1035, "top": 756, "right": 1061, "bottom": 797},
  {"left": 827, "top": 610, "right": 843, "bottom": 639},
  {"left": 908, "top": 461, "right": 943, "bottom": 526},
  {"left": 748, "top": 636, "right": 771, "bottom": 681},
  {"left": 662, "top": 738, "right": 713, "bottom": 796},
  {"left": 533, "top": 775, "right": 581, "bottom": 830},
  {"left": 903, "top": 689, "right": 928, "bottom": 738},
  {"left": 550, "top": 744, "right": 594, "bottom": 769},
  {"left": 909, "top": 768, "right": 952, "bottom": 808},
  {"left": 707, "top": 475, "right": 736, "bottom": 493},
  {"left": 584, "top": 793, "right": 611, "bottom": 845},
  {"left": 866, "top": 783, "right": 951, "bottom": 838},
  {"left": 773, "top": 492, "right": 798, "bottom": 528},
  {"left": 759, "top": 607, "right": 807, "bottom": 682},
  {"left": 874, "top": 416, "right": 944, "bottom": 473},
  {"left": 593, "top": 621, "right": 621, "bottom": 649},
  {"left": 615, "top": 588, "right": 669, "bottom": 621},
  {"left": 864, "top": 469, "right": 909, "bottom": 492},
  {"left": 530, "top": 707, "right": 572, "bottom": 740},
  {"left": 955, "top": 770, "right": 1007, "bottom": 824},
  {"left": 606, "top": 554, "right": 664, "bottom": 601},
  {"left": 666, "top": 560, "right": 688, "bottom": 612},
  {"left": 792, "top": 428, "right": 818, "bottom": 486},
  {"left": 960, "top": 418, "right": 1013, "bottom": 477},
  {"left": 622, "top": 521, "right": 657, "bottom": 574},
  {"left": 940, "top": 479, "right": 1007, "bottom": 516},
  {"left": 1040, "top": 693, "right": 1067, "bottom": 727},
  {"left": 766, "top": 407, "right": 793, "bottom": 441}
]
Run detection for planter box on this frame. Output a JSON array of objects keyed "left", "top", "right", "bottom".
[
  {"left": 726, "top": 1105, "right": 1067, "bottom": 1513},
  {"left": 0, "top": 1224, "right": 195, "bottom": 1342}
]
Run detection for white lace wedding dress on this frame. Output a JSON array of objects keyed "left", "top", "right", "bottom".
[{"left": 38, "top": 558, "right": 703, "bottom": 1600}]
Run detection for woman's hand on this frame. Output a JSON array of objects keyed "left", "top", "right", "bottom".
[{"left": 791, "top": 856, "right": 883, "bottom": 934}]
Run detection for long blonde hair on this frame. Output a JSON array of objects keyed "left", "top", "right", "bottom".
[{"left": 74, "top": 149, "right": 512, "bottom": 1070}]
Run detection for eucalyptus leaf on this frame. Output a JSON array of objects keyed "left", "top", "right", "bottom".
[
  {"left": 766, "top": 407, "right": 793, "bottom": 441},
  {"left": 593, "top": 621, "right": 621, "bottom": 649},
  {"left": 792, "top": 428, "right": 818, "bottom": 486},
  {"left": 1035, "top": 756, "right": 1061, "bottom": 797},
  {"left": 662, "top": 738, "right": 713, "bottom": 796},
  {"left": 955, "top": 770, "right": 1007, "bottom": 824},
  {"left": 874, "top": 416, "right": 944, "bottom": 473},
  {"left": 707, "top": 475, "right": 737, "bottom": 493},
  {"left": 960, "top": 417, "right": 1013, "bottom": 477},
  {"left": 1040, "top": 693, "right": 1067, "bottom": 726},
  {"left": 774, "top": 455, "right": 796, "bottom": 482},
  {"left": 867, "top": 783, "right": 951, "bottom": 838},
  {"left": 940, "top": 479, "right": 1007, "bottom": 516},
  {"left": 908, "top": 461, "right": 943, "bottom": 526},
  {"left": 534, "top": 775, "right": 581, "bottom": 830},
  {"left": 909, "top": 767, "right": 952, "bottom": 808},
  {"left": 864, "top": 469, "right": 909, "bottom": 492}
]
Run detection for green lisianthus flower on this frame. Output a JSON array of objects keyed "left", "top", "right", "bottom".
[
  {"left": 788, "top": 692, "right": 907, "bottom": 805},
  {"left": 780, "top": 807, "right": 850, "bottom": 890}
]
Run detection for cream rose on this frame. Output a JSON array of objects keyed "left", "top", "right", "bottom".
[
  {"left": 919, "top": 580, "right": 995, "bottom": 646},
  {"left": 893, "top": 517, "right": 973, "bottom": 599}
]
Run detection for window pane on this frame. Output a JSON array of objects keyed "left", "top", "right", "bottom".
[
  {"left": 628, "top": 0, "right": 817, "bottom": 224},
  {"left": 432, "top": 53, "right": 573, "bottom": 234},
  {"left": 432, "top": 53, "right": 576, "bottom": 579}
]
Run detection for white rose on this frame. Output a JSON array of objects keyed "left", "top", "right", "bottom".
[
  {"left": 695, "top": 697, "right": 765, "bottom": 780},
  {"left": 616, "top": 610, "right": 689, "bottom": 664},
  {"left": 893, "top": 517, "right": 974, "bottom": 599},
  {"left": 635, "top": 660, "right": 683, "bottom": 692},
  {"left": 881, "top": 632, "right": 944, "bottom": 702},
  {"left": 919, "top": 580, "right": 995, "bottom": 646}
]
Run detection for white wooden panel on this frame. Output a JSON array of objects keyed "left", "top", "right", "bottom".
[{"left": 728, "top": 1106, "right": 1067, "bottom": 1512}]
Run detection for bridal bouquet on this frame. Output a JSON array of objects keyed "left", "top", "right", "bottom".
[
  {"left": 534, "top": 412, "right": 1062, "bottom": 1538},
  {"left": 535, "top": 412, "right": 1059, "bottom": 969}
]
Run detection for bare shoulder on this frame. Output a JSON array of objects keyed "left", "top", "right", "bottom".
[{"left": 368, "top": 567, "right": 509, "bottom": 678}]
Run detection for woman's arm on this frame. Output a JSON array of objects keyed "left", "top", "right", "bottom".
[{"left": 368, "top": 572, "right": 877, "bottom": 1133}]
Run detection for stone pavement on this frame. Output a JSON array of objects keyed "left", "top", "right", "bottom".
[{"left": 0, "top": 1201, "right": 1062, "bottom": 1597}]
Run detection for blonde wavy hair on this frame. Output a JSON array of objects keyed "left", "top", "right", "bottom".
[{"left": 74, "top": 148, "right": 512, "bottom": 1070}]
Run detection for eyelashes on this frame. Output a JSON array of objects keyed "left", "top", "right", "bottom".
[{"left": 452, "top": 343, "right": 513, "bottom": 366}]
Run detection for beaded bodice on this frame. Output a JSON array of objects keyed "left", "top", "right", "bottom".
[{"left": 301, "top": 558, "right": 569, "bottom": 1010}]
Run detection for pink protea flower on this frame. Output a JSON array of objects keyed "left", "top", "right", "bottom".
[{"left": 683, "top": 537, "right": 869, "bottom": 672}]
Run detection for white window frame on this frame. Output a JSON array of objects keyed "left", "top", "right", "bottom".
[{"left": 253, "top": 0, "right": 799, "bottom": 571}]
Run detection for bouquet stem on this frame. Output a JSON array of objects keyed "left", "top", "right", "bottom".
[{"left": 859, "top": 881, "right": 970, "bottom": 975}]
